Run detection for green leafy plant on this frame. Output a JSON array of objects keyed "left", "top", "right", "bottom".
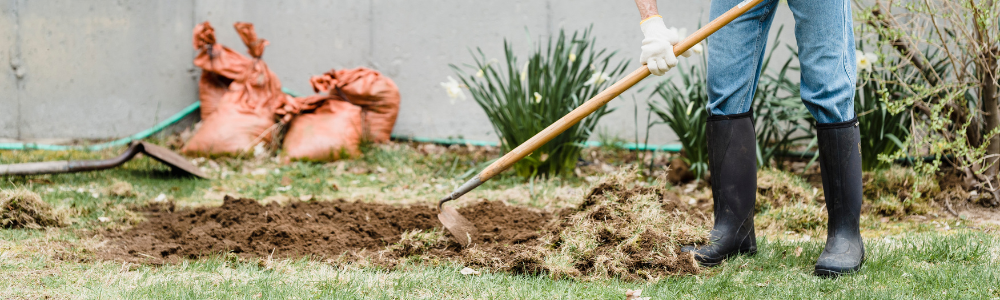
[
  {"left": 855, "top": 45, "right": 912, "bottom": 171},
  {"left": 858, "top": 0, "right": 998, "bottom": 203},
  {"left": 649, "top": 57, "right": 710, "bottom": 180},
  {"left": 451, "top": 27, "right": 629, "bottom": 178}
]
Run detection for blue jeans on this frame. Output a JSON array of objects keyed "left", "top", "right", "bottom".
[{"left": 707, "top": 0, "right": 856, "bottom": 124}]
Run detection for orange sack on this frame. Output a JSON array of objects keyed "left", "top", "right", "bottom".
[
  {"left": 279, "top": 93, "right": 363, "bottom": 161},
  {"left": 183, "top": 22, "right": 285, "bottom": 156},
  {"left": 192, "top": 22, "right": 251, "bottom": 119},
  {"left": 311, "top": 68, "right": 400, "bottom": 142}
]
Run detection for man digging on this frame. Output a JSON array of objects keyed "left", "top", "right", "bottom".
[{"left": 634, "top": 0, "right": 864, "bottom": 277}]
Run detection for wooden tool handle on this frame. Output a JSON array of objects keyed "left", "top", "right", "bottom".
[
  {"left": 438, "top": 0, "right": 764, "bottom": 205},
  {"left": 477, "top": 0, "right": 764, "bottom": 181}
]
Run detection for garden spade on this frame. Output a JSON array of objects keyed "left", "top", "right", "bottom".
[
  {"left": 438, "top": 0, "right": 765, "bottom": 247},
  {"left": 0, "top": 141, "right": 208, "bottom": 178}
]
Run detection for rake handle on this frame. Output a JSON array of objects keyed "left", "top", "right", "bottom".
[{"left": 439, "top": 0, "right": 764, "bottom": 206}]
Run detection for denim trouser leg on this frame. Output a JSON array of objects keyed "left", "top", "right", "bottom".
[
  {"left": 789, "top": 0, "right": 857, "bottom": 123},
  {"left": 706, "top": 0, "right": 780, "bottom": 116},
  {"left": 707, "top": 0, "right": 857, "bottom": 123}
]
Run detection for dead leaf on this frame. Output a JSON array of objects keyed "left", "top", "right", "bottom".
[
  {"left": 625, "top": 289, "right": 650, "bottom": 300},
  {"left": 794, "top": 247, "right": 803, "bottom": 257},
  {"left": 459, "top": 267, "right": 480, "bottom": 276},
  {"left": 280, "top": 176, "right": 292, "bottom": 186}
]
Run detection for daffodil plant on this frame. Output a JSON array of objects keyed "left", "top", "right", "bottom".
[{"left": 447, "top": 27, "right": 629, "bottom": 178}]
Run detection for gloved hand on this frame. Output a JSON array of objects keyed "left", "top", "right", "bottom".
[{"left": 639, "top": 16, "right": 679, "bottom": 76}]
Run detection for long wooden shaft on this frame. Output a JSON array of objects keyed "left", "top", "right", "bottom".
[{"left": 439, "top": 0, "right": 763, "bottom": 205}]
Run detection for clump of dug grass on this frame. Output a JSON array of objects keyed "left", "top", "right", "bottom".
[
  {"left": 377, "top": 168, "right": 711, "bottom": 281},
  {"left": 106, "top": 180, "right": 135, "bottom": 198},
  {"left": 864, "top": 166, "right": 939, "bottom": 217},
  {"left": 754, "top": 169, "right": 827, "bottom": 234},
  {"left": 1, "top": 189, "right": 65, "bottom": 229},
  {"left": 532, "top": 169, "right": 709, "bottom": 280},
  {"left": 756, "top": 168, "right": 817, "bottom": 212}
]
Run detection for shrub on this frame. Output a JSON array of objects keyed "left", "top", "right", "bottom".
[
  {"left": 858, "top": 0, "right": 999, "bottom": 201},
  {"left": 450, "top": 27, "right": 629, "bottom": 178}
]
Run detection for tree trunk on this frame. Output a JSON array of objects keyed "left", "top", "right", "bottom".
[
  {"left": 973, "top": 0, "right": 999, "bottom": 182},
  {"left": 982, "top": 48, "right": 999, "bottom": 180}
]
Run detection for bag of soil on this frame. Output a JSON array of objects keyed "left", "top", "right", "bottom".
[
  {"left": 183, "top": 22, "right": 286, "bottom": 156},
  {"left": 278, "top": 77, "right": 363, "bottom": 161},
  {"left": 310, "top": 68, "right": 400, "bottom": 142},
  {"left": 191, "top": 21, "right": 251, "bottom": 119}
]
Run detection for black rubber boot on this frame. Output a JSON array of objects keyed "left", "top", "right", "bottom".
[
  {"left": 814, "top": 118, "right": 865, "bottom": 277},
  {"left": 681, "top": 111, "right": 758, "bottom": 266}
]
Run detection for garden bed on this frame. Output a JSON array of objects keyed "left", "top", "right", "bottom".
[{"left": 101, "top": 169, "right": 714, "bottom": 280}]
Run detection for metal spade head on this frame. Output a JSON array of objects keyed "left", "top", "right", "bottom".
[
  {"left": 135, "top": 141, "right": 208, "bottom": 178},
  {"left": 437, "top": 204, "right": 479, "bottom": 247}
]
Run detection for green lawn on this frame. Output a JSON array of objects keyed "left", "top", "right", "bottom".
[{"left": 1, "top": 143, "right": 998, "bottom": 299}]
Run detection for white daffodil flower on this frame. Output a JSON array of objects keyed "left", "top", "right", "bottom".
[
  {"left": 569, "top": 53, "right": 577, "bottom": 62},
  {"left": 856, "top": 50, "right": 878, "bottom": 72},
  {"left": 475, "top": 69, "right": 485, "bottom": 78},
  {"left": 584, "top": 72, "right": 612, "bottom": 86},
  {"left": 533, "top": 92, "right": 543, "bottom": 103},
  {"left": 441, "top": 76, "right": 466, "bottom": 103}
]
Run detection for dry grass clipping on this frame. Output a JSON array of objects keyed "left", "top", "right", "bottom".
[{"left": 1, "top": 189, "right": 65, "bottom": 229}]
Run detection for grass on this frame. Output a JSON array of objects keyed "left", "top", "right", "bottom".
[
  {"left": 1, "top": 142, "right": 999, "bottom": 299},
  {"left": 1, "top": 230, "right": 996, "bottom": 299}
]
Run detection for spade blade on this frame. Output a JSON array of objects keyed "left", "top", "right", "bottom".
[
  {"left": 137, "top": 141, "right": 209, "bottom": 179},
  {"left": 437, "top": 206, "right": 478, "bottom": 247}
]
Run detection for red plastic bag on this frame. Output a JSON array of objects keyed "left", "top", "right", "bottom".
[
  {"left": 192, "top": 22, "right": 251, "bottom": 120},
  {"left": 183, "top": 22, "right": 285, "bottom": 156},
  {"left": 310, "top": 68, "right": 400, "bottom": 142}
]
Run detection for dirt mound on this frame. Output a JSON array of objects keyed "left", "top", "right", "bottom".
[
  {"left": 103, "top": 169, "right": 710, "bottom": 281},
  {"left": 1, "top": 189, "right": 64, "bottom": 229},
  {"left": 101, "top": 196, "right": 548, "bottom": 264}
]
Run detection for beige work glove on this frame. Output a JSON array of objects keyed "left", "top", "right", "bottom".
[{"left": 639, "top": 16, "right": 679, "bottom": 76}]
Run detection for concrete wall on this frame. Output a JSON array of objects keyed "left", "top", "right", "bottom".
[{"left": 0, "top": 0, "right": 799, "bottom": 144}]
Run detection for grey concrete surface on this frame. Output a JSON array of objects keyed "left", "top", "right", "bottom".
[
  {"left": 0, "top": 1, "right": 18, "bottom": 138},
  {"left": 8, "top": 0, "right": 197, "bottom": 140},
  {"left": 0, "top": 0, "right": 800, "bottom": 144}
]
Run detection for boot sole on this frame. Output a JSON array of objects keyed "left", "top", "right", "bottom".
[
  {"left": 814, "top": 265, "right": 860, "bottom": 277},
  {"left": 814, "top": 254, "right": 865, "bottom": 278},
  {"left": 695, "top": 248, "right": 757, "bottom": 267}
]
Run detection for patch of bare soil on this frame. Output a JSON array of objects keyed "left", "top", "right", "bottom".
[{"left": 102, "top": 170, "right": 711, "bottom": 281}]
